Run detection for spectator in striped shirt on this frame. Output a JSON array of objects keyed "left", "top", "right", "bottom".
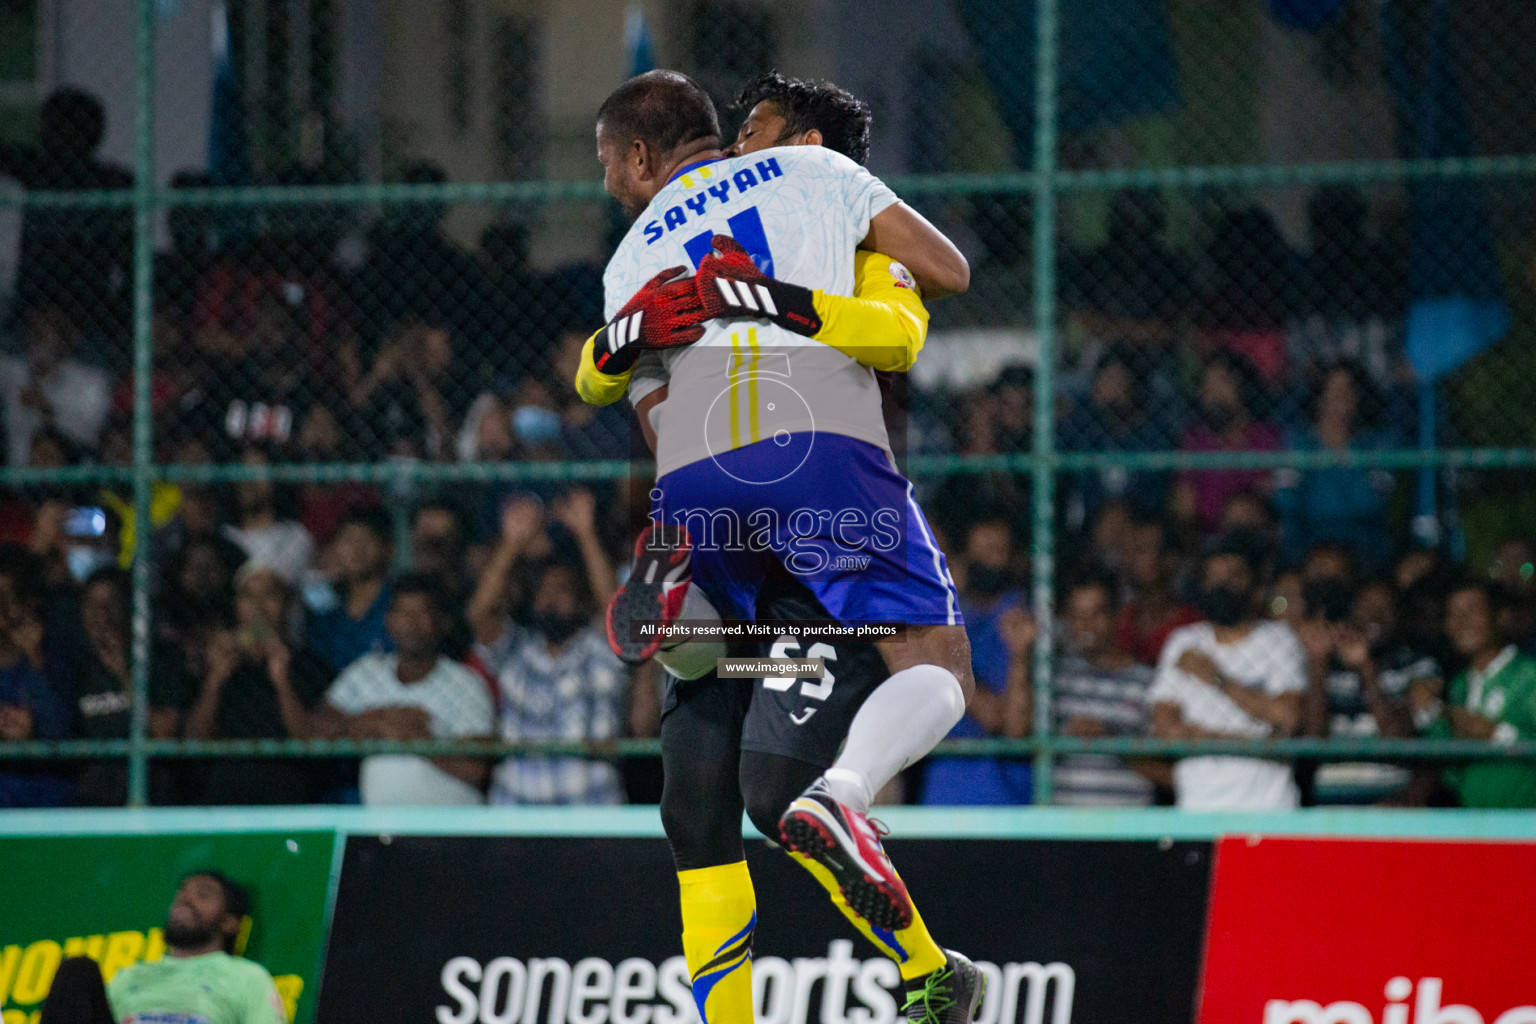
[
  {"left": 468, "top": 490, "right": 628, "bottom": 804},
  {"left": 1053, "top": 573, "right": 1163, "bottom": 806}
]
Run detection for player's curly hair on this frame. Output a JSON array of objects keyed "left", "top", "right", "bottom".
[{"left": 735, "top": 71, "right": 872, "bottom": 165}]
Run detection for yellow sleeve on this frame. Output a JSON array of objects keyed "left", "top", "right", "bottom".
[
  {"left": 574, "top": 328, "right": 633, "bottom": 406},
  {"left": 808, "top": 250, "right": 930, "bottom": 372}
]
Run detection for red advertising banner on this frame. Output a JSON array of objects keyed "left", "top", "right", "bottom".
[{"left": 1199, "top": 837, "right": 1536, "bottom": 1024}]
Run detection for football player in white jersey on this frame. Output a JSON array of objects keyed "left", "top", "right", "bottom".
[{"left": 583, "top": 71, "right": 983, "bottom": 1024}]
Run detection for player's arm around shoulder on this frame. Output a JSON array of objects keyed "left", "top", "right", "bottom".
[
  {"left": 574, "top": 327, "right": 633, "bottom": 406},
  {"left": 808, "top": 251, "right": 930, "bottom": 372},
  {"left": 862, "top": 200, "right": 970, "bottom": 298}
]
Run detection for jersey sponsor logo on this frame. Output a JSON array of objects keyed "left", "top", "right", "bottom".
[
  {"left": 887, "top": 261, "right": 917, "bottom": 290},
  {"left": 642, "top": 158, "right": 784, "bottom": 246},
  {"left": 124, "top": 1014, "right": 209, "bottom": 1024},
  {"left": 434, "top": 942, "right": 1074, "bottom": 1024}
]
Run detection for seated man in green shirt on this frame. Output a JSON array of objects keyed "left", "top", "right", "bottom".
[
  {"left": 108, "top": 871, "right": 287, "bottom": 1024},
  {"left": 1427, "top": 578, "right": 1536, "bottom": 808}
]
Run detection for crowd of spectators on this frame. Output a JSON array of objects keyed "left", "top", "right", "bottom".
[
  {"left": 0, "top": 89, "right": 1532, "bottom": 810},
  {"left": 923, "top": 508, "right": 1536, "bottom": 810}
]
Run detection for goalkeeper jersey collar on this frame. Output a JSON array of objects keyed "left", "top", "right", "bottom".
[{"left": 667, "top": 157, "right": 726, "bottom": 186}]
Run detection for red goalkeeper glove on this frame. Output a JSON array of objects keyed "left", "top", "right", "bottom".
[
  {"left": 694, "top": 235, "right": 823, "bottom": 337},
  {"left": 592, "top": 266, "right": 708, "bottom": 374}
]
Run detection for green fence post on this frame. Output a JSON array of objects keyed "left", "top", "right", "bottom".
[
  {"left": 1030, "top": 0, "right": 1060, "bottom": 805},
  {"left": 127, "top": 0, "right": 157, "bottom": 807}
]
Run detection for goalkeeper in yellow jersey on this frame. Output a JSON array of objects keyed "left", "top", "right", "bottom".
[{"left": 574, "top": 73, "right": 984, "bottom": 1024}]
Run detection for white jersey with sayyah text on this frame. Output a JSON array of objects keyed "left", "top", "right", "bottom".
[{"left": 605, "top": 145, "right": 899, "bottom": 478}]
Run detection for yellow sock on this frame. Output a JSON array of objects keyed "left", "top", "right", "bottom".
[
  {"left": 677, "top": 861, "right": 757, "bottom": 1024},
  {"left": 787, "top": 850, "right": 947, "bottom": 981}
]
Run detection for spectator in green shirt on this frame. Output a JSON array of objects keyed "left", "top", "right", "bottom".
[
  {"left": 107, "top": 871, "right": 287, "bottom": 1024},
  {"left": 1431, "top": 579, "right": 1536, "bottom": 808}
]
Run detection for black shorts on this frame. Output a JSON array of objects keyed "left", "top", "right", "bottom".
[{"left": 661, "top": 575, "right": 889, "bottom": 770}]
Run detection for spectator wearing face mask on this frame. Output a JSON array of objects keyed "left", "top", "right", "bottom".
[
  {"left": 1149, "top": 534, "right": 1307, "bottom": 810},
  {"left": 550, "top": 326, "right": 632, "bottom": 460},
  {"left": 457, "top": 379, "right": 572, "bottom": 538},
  {"left": 56, "top": 505, "right": 124, "bottom": 586},
  {"left": 306, "top": 505, "right": 394, "bottom": 672},
  {"left": 920, "top": 515, "right": 1035, "bottom": 805},
  {"left": 468, "top": 492, "right": 627, "bottom": 804}
]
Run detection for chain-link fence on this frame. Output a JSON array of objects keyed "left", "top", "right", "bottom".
[{"left": 2, "top": 0, "right": 1535, "bottom": 809}]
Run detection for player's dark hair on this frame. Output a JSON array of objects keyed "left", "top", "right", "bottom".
[
  {"left": 734, "top": 71, "right": 873, "bottom": 165},
  {"left": 597, "top": 70, "right": 721, "bottom": 156},
  {"left": 182, "top": 870, "right": 251, "bottom": 953}
]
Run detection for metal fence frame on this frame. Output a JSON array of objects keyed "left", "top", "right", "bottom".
[{"left": 2, "top": 0, "right": 1535, "bottom": 805}]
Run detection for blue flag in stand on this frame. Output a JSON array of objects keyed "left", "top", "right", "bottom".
[
  {"left": 1385, "top": 0, "right": 1509, "bottom": 383},
  {"left": 626, "top": 5, "right": 655, "bottom": 78},
  {"left": 208, "top": 1, "right": 253, "bottom": 241},
  {"left": 208, "top": 1, "right": 249, "bottom": 187}
]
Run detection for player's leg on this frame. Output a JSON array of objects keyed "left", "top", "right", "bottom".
[
  {"left": 765, "top": 440, "right": 970, "bottom": 919},
  {"left": 739, "top": 751, "right": 948, "bottom": 978},
  {"left": 741, "top": 575, "right": 981, "bottom": 1022},
  {"left": 659, "top": 673, "right": 757, "bottom": 1024},
  {"left": 818, "top": 623, "right": 974, "bottom": 812}
]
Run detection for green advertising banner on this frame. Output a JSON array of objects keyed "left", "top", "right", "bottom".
[{"left": 0, "top": 831, "right": 335, "bottom": 1024}]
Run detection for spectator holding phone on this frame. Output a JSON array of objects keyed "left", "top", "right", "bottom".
[{"left": 185, "top": 565, "right": 333, "bottom": 804}]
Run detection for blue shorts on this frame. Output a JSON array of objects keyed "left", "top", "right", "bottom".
[{"left": 652, "top": 434, "right": 963, "bottom": 627}]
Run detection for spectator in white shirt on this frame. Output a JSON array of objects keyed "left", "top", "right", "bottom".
[
  {"left": 1149, "top": 534, "right": 1307, "bottom": 810},
  {"left": 221, "top": 446, "right": 315, "bottom": 583},
  {"left": 311, "top": 573, "right": 493, "bottom": 805},
  {"left": 0, "top": 301, "right": 111, "bottom": 466}
]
